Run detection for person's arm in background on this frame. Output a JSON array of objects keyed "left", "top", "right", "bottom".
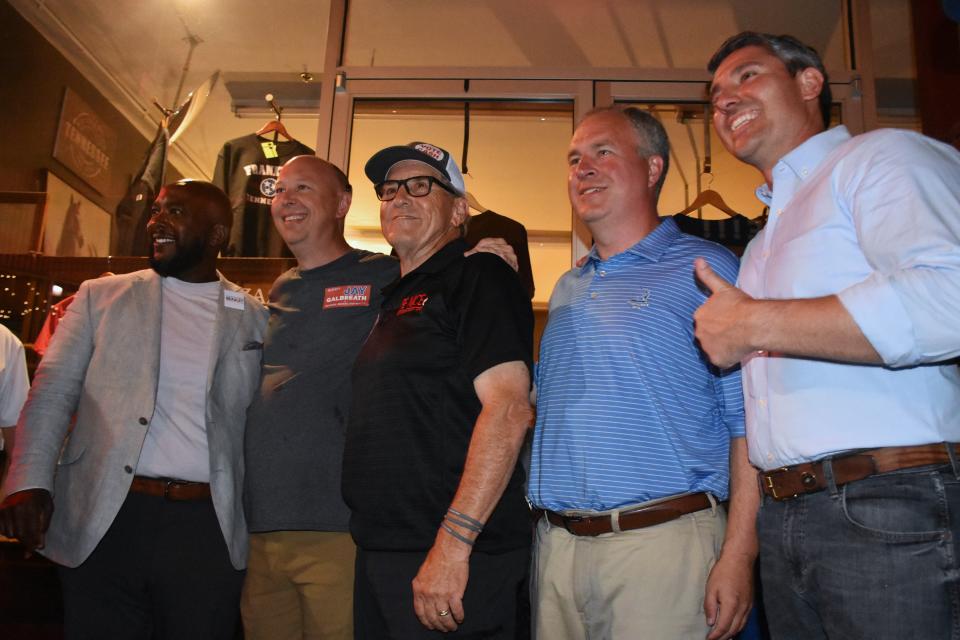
[
  {"left": 1, "top": 427, "right": 15, "bottom": 493},
  {"left": 0, "top": 280, "right": 99, "bottom": 547},
  {"left": 0, "top": 328, "right": 29, "bottom": 494}
]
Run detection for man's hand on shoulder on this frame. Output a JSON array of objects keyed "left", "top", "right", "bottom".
[
  {"left": 0, "top": 488, "right": 54, "bottom": 550},
  {"left": 465, "top": 237, "right": 518, "bottom": 272}
]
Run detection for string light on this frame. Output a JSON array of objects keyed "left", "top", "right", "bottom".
[{"left": 1, "top": 272, "right": 51, "bottom": 325}]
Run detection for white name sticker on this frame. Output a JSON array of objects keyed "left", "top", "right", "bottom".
[{"left": 224, "top": 290, "right": 245, "bottom": 310}]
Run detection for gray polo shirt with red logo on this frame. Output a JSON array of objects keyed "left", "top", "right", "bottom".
[{"left": 244, "top": 249, "right": 398, "bottom": 532}]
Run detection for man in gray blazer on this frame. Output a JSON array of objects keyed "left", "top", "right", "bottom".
[{"left": 0, "top": 180, "right": 268, "bottom": 640}]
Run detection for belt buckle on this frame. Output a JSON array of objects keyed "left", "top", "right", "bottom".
[
  {"left": 163, "top": 479, "right": 179, "bottom": 500},
  {"left": 562, "top": 514, "right": 591, "bottom": 534},
  {"left": 764, "top": 467, "right": 793, "bottom": 500}
]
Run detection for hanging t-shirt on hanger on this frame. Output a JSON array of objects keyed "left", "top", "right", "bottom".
[
  {"left": 212, "top": 134, "right": 314, "bottom": 257},
  {"left": 672, "top": 212, "right": 765, "bottom": 256}
]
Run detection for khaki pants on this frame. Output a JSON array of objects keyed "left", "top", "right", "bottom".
[
  {"left": 241, "top": 531, "right": 355, "bottom": 640},
  {"left": 532, "top": 501, "right": 726, "bottom": 640}
]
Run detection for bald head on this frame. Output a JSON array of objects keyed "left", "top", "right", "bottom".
[
  {"left": 282, "top": 156, "right": 351, "bottom": 194},
  {"left": 271, "top": 156, "right": 354, "bottom": 270},
  {"left": 147, "top": 180, "right": 232, "bottom": 282},
  {"left": 168, "top": 179, "right": 233, "bottom": 229}
]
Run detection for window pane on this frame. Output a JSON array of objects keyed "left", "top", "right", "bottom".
[
  {"left": 346, "top": 101, "right": 573, "bottom": 305},
  {"left": 647, "top": 104, "right": 766, "bottom": 221},
  {"left": 871, "top": 0, "right": 920, "bottom": 127}
]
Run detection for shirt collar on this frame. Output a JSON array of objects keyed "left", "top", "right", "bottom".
[
  {"left": 412, "top": 237, "right": 469, "bottom": 275},
  {"left": 382, "top": 238, "right": 468, "bottom": 297},
  {"left": 755, "top": 125, "right": 852, "bottom": 205},
  {"left": 582, "top": 217, "right": 681, "bottom": 271},
  {"left": 296, "top": 249, "right": 360, "bottom": 280}
]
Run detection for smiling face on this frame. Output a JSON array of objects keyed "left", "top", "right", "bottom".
[
  {"left": 146, "top": 184, "right": 219, "bottom": 281},
  {"left": 379, "top": 159, "right": 467, "bottom": 272},
  {"left": 271, "top": 156, "right": 351, "bottom": 263},
  {"left": 710, "top": 45, "right": 825, "bottom": 182},
  {"left": 567, "top": 111, "right": 663, "bottom": 237}
]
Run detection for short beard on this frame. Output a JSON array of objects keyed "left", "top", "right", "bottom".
[{"left": 149, "top": 238, "right": 207, "bottom": 279}]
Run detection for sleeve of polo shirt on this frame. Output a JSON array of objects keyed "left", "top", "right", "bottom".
[
  {"left": 835, "top": 131, "right": 960, "bottom": 368},
  {"left": 455, "top": 253, "right": 534, "bottom": 384},
  {"left": 703, "top": 248, "right": 746, "bottom": 439}
]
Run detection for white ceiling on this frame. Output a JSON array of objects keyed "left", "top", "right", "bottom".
[
  {"left": 12, "top": 0, "right": 916, "bottom": 180},
  {"left": 343, "top": 0, "right": 848, "bottom": 69},
  {"left": 13, "top": 0, "right": 330, "bottom": 179}
]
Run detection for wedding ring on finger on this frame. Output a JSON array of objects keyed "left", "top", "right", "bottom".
[{"left": 438, "top": 609, "right": 450, "bottom": 617}]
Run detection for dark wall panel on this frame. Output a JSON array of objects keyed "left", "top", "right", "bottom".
[{"left": 0, "top": 1, "right": 182, "bottom": 246}]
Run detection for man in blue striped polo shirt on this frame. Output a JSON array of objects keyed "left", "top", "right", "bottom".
[{"left": 528, "top": 107, "right": 758, "bottom": 640}]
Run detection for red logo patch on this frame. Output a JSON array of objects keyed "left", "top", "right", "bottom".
[
  {"left": 414, "top": 143, "right": 444, "bottom": 161},
  {"left": 397, "top": 293, "right": 428, "bottom": 315},
  {"left": 323, "top": 285, "right": 372, "bottom": 309}
]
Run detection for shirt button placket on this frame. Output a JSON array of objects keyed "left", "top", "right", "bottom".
[{"left": 591, "top": 266, "right": 605, "bottom": 299}]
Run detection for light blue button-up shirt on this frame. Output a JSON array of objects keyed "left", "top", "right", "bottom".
[
  {"left": 529, "top": 218, "right": 744, "bottom": 511},
  {"left": 739, "top": 126, "right": 960, "bottom": 470}
]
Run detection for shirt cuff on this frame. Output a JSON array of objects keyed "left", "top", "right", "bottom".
[
  {"left": 726, "top": 417, "right": 746, "bottom": 439},
  {"left": 837, "top": 273, "right": 916, "bottom": 367}
]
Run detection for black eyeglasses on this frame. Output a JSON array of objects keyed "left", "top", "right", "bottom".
[{"left": 374, "top": 176, "right": 459, "bottom": 201}]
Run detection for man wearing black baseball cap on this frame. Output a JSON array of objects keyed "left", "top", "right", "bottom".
[
  {"left": 363, "top": 141, "right": 467, "bottom": 198},
  {"left": 342, "top": 141, "right": 534, "bottom": 638}
]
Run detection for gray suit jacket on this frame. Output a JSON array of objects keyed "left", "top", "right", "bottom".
[{"left": 3, "top": 269, "right": 268, "bottom": 569}]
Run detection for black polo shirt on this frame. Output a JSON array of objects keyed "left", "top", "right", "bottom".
[{"left": 342, "top": 238, "right": 533, "bottom": 553}]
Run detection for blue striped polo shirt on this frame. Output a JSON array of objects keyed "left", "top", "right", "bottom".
[{"left": 528, "top": 217, "right": 745, "bottom": 512}]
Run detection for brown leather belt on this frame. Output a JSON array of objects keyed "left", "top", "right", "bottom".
[
  {"left": 539, "top": 492, "right": 712, "bottom": 537},
  {"left": 130, "top": 476, "right": 211, "bottom": 501},
  {"left": 760, "top": 443, "right": 960, "bottom": 501}
]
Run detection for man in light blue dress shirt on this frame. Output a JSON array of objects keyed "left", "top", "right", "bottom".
[
  {"left": 697, "top": 31, "right": 960, "bottom": 639},
  {"left": 529, "top": 106, "right": 758, "bottom": 640}
]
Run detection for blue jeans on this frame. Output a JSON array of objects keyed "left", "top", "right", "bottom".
[{"left": 758, "top": 460, "right": 960, "bottom": 640}]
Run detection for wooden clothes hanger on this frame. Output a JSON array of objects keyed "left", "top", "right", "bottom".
[
  {"left": 464, "top": 191, "right": 486, "bottom": 213},
  {"left": 256, "top": 93, "right": 292, "bottom": 142},
  {"left": 675, "top": 112, "right": 739, "bottom": 219},
  {"left": 256, "top": 119, "right": 292, "bottom": 141},
  {"left": 675, "top": 188, "right": 739, "bottom": 218}
]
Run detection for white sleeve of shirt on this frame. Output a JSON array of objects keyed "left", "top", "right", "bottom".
[
  {"left": 0, "top": 327, "right": 29, "bottom": 429},
  {"left": 836, "top": 131, "right": 960, "bottom": 368}
]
